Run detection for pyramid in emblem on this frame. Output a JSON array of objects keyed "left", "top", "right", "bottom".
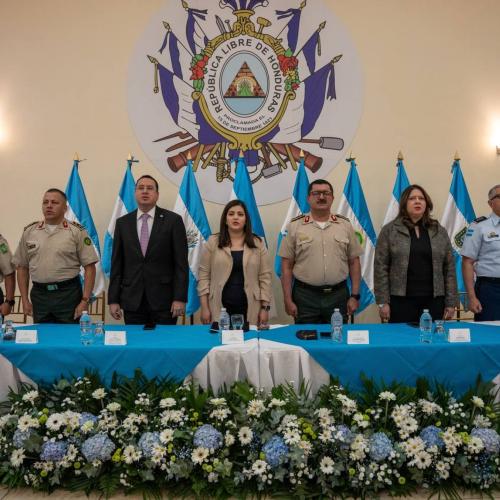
[{"left": 223, "top": 62, "right": 266, "bottom": 98}]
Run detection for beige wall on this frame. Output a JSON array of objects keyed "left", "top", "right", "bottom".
[{"left": 1, "top": 1, "right": 499, "bottom": 323}]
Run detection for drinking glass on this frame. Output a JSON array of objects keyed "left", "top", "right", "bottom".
[
  {"left": 434, "top": 320, "right": 446, "bottom": 342},
  {"left": 93, "top": 321, "right": 105, "bottom": 345},
  {"left": 231, "top": 314, "right": 244, "bottom": 330}
]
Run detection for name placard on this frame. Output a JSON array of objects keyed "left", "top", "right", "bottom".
[
  {"left": 347, "top": 330, "right": 369, "bottom": 345},
  {"left": 448, "top": 328, "right": 471, "bottom": 343},
  {"left": 15, "top": 330, "right": 38, "bottom": 344},
  {"left": 105, "top": 331, "right": 127, "bottom": 346},
  {"left": 222, "top": 329, "right": 244, "bottom": 345}
]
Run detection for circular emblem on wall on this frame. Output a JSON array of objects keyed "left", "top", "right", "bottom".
[{"left": 128, "top": 0, "right": 363, "bottom": 205}]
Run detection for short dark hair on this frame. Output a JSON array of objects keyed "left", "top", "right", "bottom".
[
  {"left": 218, "top": 199, "right": 259, "bottom": 249},
  {"left": 136, "top": 175, "right": 159, "bottom": 191},
  {"left": 45, "top": 188, "right": 67, "bottom": 202},
  {"left": 398, "top": 184, "right": 437, "bottom": 228},
  {"left": 308, "top": 179, "right": 334, "bottom": 195}
]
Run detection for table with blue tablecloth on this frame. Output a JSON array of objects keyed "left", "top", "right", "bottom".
[{"left": 0, "top": 322, "right": 499, "bottom": 399}]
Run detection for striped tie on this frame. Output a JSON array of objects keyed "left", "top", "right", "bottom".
[{"left": 139, "top": 213, "right": 150, "bottom": 256}]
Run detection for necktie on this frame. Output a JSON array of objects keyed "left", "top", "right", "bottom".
[{"left": 139, "top": 213, "right": 150, "bottom": 256}]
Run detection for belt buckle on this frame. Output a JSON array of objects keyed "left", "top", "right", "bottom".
[
  {"left": 322, "top": 287, "right": 332, "bottom": 293},
  {"left": 47, "top": 284, "right": 58, "bottom": 291}
]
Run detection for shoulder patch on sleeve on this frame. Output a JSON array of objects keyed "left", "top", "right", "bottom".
[
  {"left": 335, "top": 214, "right": 350, "bottom": 221},
  {"left": 70, "top": 221, "right": 85, "bottom": 231},
  {"left": 23, "top": 221, "right": 39, "bottom": 231},
  {"left": 291, "top": 214, "right": 306, "bottom": 223}
]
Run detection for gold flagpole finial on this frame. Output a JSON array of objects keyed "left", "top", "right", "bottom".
[
  {"left": 346, "top": 151, "right": 355, "bottom": 161},
  {"left": 397, "top": 151, "right": 404, "bottom": 161},
  {"left": 299, "top": 149, "right": 304, "bottom": 158},
  {"left": 187, "top": 151, "right": 192, "bottom": 161},
  {"left": 454, "top": 151, "right": 460, "bottom": 161},
  {"left": 127, "top": 153, "right": 133, "bottom": 161},
  {"left": 239, "top": 149, "right": 244, "bottom": 158},
  {"left": 74, "top": 152, "right": 80, "bottom": 161}
]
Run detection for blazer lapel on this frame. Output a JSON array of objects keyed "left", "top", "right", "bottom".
[
  {"left": 145, "top": 208, "right": 164, "bottom": 257},
  {"left": 127, "top": 210, "right": 143, "bottom": 257}
]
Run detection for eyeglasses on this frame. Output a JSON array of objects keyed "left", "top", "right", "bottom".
[
  {"left": 489, "top": 194, "right": 500, "bottom": 201},
  {"left": 310, "top": 190, "right": 333, "bottom": 198}
]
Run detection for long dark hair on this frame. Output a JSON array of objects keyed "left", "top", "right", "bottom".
[
  {"left": 218, "top": 200, "right": 259, "bottom": 248},
  {"left": 398, "top": 184, "right": 437, "bottom": 229}
]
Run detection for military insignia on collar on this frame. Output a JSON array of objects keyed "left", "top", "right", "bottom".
[
  {"left": 303, "top": 215, "right": 310, "bottom": 223},
  {"left": 0, "top": 243, "right": 7, "bottom": 254},
  {"left": 487, "top": 231, "right": 499, "bottom": 238},
  {"left": 63, "top": 220, "right": 69, "bottom": 228},
  {"left": 84, "top": 237, "right": 92, "bottom": 246}
]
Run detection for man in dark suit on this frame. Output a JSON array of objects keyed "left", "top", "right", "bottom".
[{"left": 108, "top": 175, "right": 188, "bottom": 324}]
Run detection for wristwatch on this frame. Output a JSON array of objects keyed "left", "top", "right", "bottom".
[
  {"left": 4, "top": 299, "right": 15, "bottom": 307},
  {"left": 378, "top": 303, "right": 386, "bottom": 309},
  {"left": 350, "top": 293, "right": 361, "bottom": 300},
  {"left": 261, "top": 305, "right": 271, "bottom": 311}
]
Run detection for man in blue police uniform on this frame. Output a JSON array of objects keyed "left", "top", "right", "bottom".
[{"left": 461, "top": 184, "right": 500, "bottom": 321}]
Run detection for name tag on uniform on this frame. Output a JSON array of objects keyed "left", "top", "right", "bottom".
[
  {"left": 105, "top": 331, "right": 127, "bottom": 345},
  {"left": 222, "top": 329, "right": 244, "bottom": 344},
  {"left": 15, "top": 330, "right": 38, "bottom": 344},
  {"left": 347, "top": 330, "right": 369, "bottom": 344},
  {"left": 448, "top": 328, "right": 471, "bottom": 343}
]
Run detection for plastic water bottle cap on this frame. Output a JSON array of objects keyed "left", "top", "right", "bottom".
[
  {"left": 82, "top": 311, "right": 88, "bottom": 314},
  {"left": 423, "top": 309, "right": 429, "bottom": 313},
  {"left": 334, "top": 308, "right": 340, "bottom": 312}
]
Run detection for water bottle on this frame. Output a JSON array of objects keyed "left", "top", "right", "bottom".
[
  {"left": 331, "top": 308, "right": 343, "bottom": 342},
  {"left": 80, "top": 311, "right": 93, "bottom": 346},
  {"left": 0, "top": 313, "right": 3, "bottom": 342},
  {"left": 419, "top": 309, "right": 433, "bottom": 343},
  {"left": 219, "top": 307, "right": 230, "bottom": 341}
]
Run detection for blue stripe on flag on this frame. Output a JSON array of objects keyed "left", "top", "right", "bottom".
[
  {"left": 450, "top": 160, "right": 476, "bottom": 222},
  {"left": 393, "top": 159, "right": 410, "bottom": 200}
]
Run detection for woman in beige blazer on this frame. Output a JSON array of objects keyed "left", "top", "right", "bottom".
[{"left": 198, "top": 200, "right": 272, "bottom": 327}]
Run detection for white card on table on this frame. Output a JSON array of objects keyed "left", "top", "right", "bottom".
[
  {"left": 105, "top": 331, "right": 127, "bottom": 345},
  {"left": 15, "top": 330, "right": 38, "bottom": 344},
  {"left": 347, "top": 330, "right": 369, "bottom": 344},
  {"left": 448, "top": 328, "right": 471, "bottom": 343},
  {"left": 222, "top": 329, "right": 244, "bottom": 344}
]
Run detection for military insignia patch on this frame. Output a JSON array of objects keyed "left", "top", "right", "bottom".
[
  {"left": 84, "top": 237, "right": 92, "bottom": 246},
  {"left": 0, "top": 243, "right": 7, "bottom": 254},
  {"left": 454, "top": 226, "right": 467, "bottom": 249}
]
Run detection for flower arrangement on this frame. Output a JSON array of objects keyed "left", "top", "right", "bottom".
[{"left": 0, "top": 371, "right": 498, "bottom": 498}]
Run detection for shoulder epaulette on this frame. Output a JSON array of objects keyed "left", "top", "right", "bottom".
[
  {"left": 23, "top": 221, "right": 38, "bottom": 231},
  {"left": 70, "top": 221, "right": 85, "bottom": 231},
  {"left": 335, "top": 214, "right": 350, "bottom": 221},
  {"left": 473, "top": 216, "right": 487, "bottom": 224},
  {"left": 291, "top": 214, "right": 306, "bottom": 223}
]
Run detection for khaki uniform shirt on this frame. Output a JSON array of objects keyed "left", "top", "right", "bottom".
[
  {"left": 13, "top": 219, "right": 98, "bottom": 283},
  {"left": 0, "top": 235, "right": 14, "bottom": 284},
  {"left": 279, "top": 213, "right": 363, "bottom": 286}
]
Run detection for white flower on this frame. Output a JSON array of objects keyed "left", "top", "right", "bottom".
[
  {"left": 17, "top": 415, "right": 39, "bottom": 431},
  {"left": 401, "top": 437, "right": 425, "bottom": 458},
  {"left": 92, "top": 388, "right": 106, "bottom": 400},
  {"left": 409, "top": 450, "right": 432, "bottom": 470},
  {"left": 46, "top": 413, "right": 64, "bottom": 431},
  {"left": 283, "top": 429, "right": 301, "bottom": 445},
  {"left": 81, "top": 421, "right": 94, "bottom": 434},
  {"left": 122, "top": 445, "right": 142, "bottom": 464},
  {"left": 209, "top": 397, "right": 226, "bottom": 406},
  {"left": 63, "top": 411, "right": 80, "bottom": 431},
  {"left": 251, "top": 459, "right": 268, "bottom": 476},
  {"left": 467, "top": 436, "right": 484, "bottom": 454},
  {"left": 210, "top": 407, "right": 231, "bottom": 421},
  {"left": 238, "top": 426, "right": 253, "bottom": 445},
  {"left": 435, "top": 460, "right": 450, "bottom": 479},
  {"left": 319, "top": 428, "right": 333, "bottom": 443},
  {"left": 320, "top": 456, "right": 335, "bottom": 474},
  {"left": 106, "top": 402, "right": 121, "bottom": 412},
  {"left": 160, "top": 409, "right": 184, "bottom": 425},
  {"left": 378, "top": 391, "right": 396, "bottom": 401},
  {"left": 299, "top": 440, "right": 312, "bottom": 455},
  {"left": 472, "top": 396, "right": 485, "bottom": 408},
  {"left": 160, "top": 429, "right": 174, "bottom": 444},
  {"left": 0, "top": 414, "right": 12, "bottom": 429},
  {"left": 247, "top": 399, "right": 266, "bottom": 417},
  {"left": 22, "top": 390, "right": 39, "bottom": 404},
  {"left": 268, "top": 398, "right": 286, "bottom": 408},
  {"left": 159, "top": 398, "right": 176, "bottom": 408},
  {"left": 349, "top": 434, "right": 368, "bottom": 461},
  {"left": 225, "top": 431, "right": 235, "bottom": 446},
  {"left": 442, "top": 427, "right": 462, "bottom": 455},
  {"left": 207, "top": 471, "right": 219, "bottom": 483},
  {"left": 191, "top": 447, "right": 209, "bottom": 464},
  {"left": 473, "top": 415, "right": 491, "bottom": 428},
  {"left": 336, "top": 394, "right": 357, "bottom": 415},
  {"left": 10, "top": 448, "right": 25, "bottom": 468},
  {"left": 353, "top": 413, "right": 369, "bottom": 429}
]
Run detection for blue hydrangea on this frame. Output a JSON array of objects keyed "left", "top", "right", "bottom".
[
  {"left": 335, "top": 424, "right": 354, "bottom": 446},
  {"left": 471, "top": 428, "right": 500, "bottom": 454},
  {"left": 420, "top": 426, "right": 444, "bottom": 449},
  {"left": 369, "top": 432, "right": 393, "bottom": 462},
  {"left": 138, "top": 432, "right": 161, "bottom": 458},
  {"left": 81, "top": 433, "right": 115, "bottom": 462},
  {"left": 79, "top": 412, "right": 98, "bottom": 427},
  {"left": 40, "top": 440, "right": 68, "bottom": 462},
  {"left": 13, "top": 429, "right": 34, "bottom": 448},
  {"left": 193, "top": 424, "right": 223, "bottom": 451},
  {"left": 262, "top": 435, "right": 289, "bottom": 468}
]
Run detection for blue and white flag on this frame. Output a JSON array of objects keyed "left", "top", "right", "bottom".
[
  {"left": 102, "top": 160, "right": 137, "bottom": 277},
  {"left": 65, "top": 159, "right": 105, "bottom": 295},
  {"left": 274, "top": 156, "right": 310, "bottom": 277},
  {"left": 230, "top": 153, "right": 266, "bottom": 241},
  {"left": 440, "top": 159, "right": 476, "bottom": 296},
  {"left": 337, "top": 159, "right": 377, "bottom": 313},
  {"left": 276, "top": 7, "right": 302, "bottom": 53},
  {"left": 382, "top": 157, "right": 410, "bottom": 226},
  {"left": 173, "top": 159, "right": 211, "bottom": 316}
]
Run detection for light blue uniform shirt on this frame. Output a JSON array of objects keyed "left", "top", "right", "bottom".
[{"left": 461, "top": 212, "right": 500, "bottom": 277}]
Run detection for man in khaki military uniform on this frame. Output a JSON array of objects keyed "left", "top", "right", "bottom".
[
  {"left": 0, "top": 234, "right": 16, "bottom": 316},
  {"left": 279, "top": 179, "right": 363, "bottom": 323},
  {"left": 14, "top": 188, "right": 98, "bottom": 323}
]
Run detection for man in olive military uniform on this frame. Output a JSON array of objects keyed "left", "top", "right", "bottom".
[
  {"left": 13, "top": 188, "right": 98, "bottom": 323},
  {"left": 279, "top": 179, "right": 363, "bottom": 323},
  {"left": 461, "top": 183, "right": 500, "bottom": 321},
  {"left": 0, "top": 234, "right": 16, "bottom": 316}
]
